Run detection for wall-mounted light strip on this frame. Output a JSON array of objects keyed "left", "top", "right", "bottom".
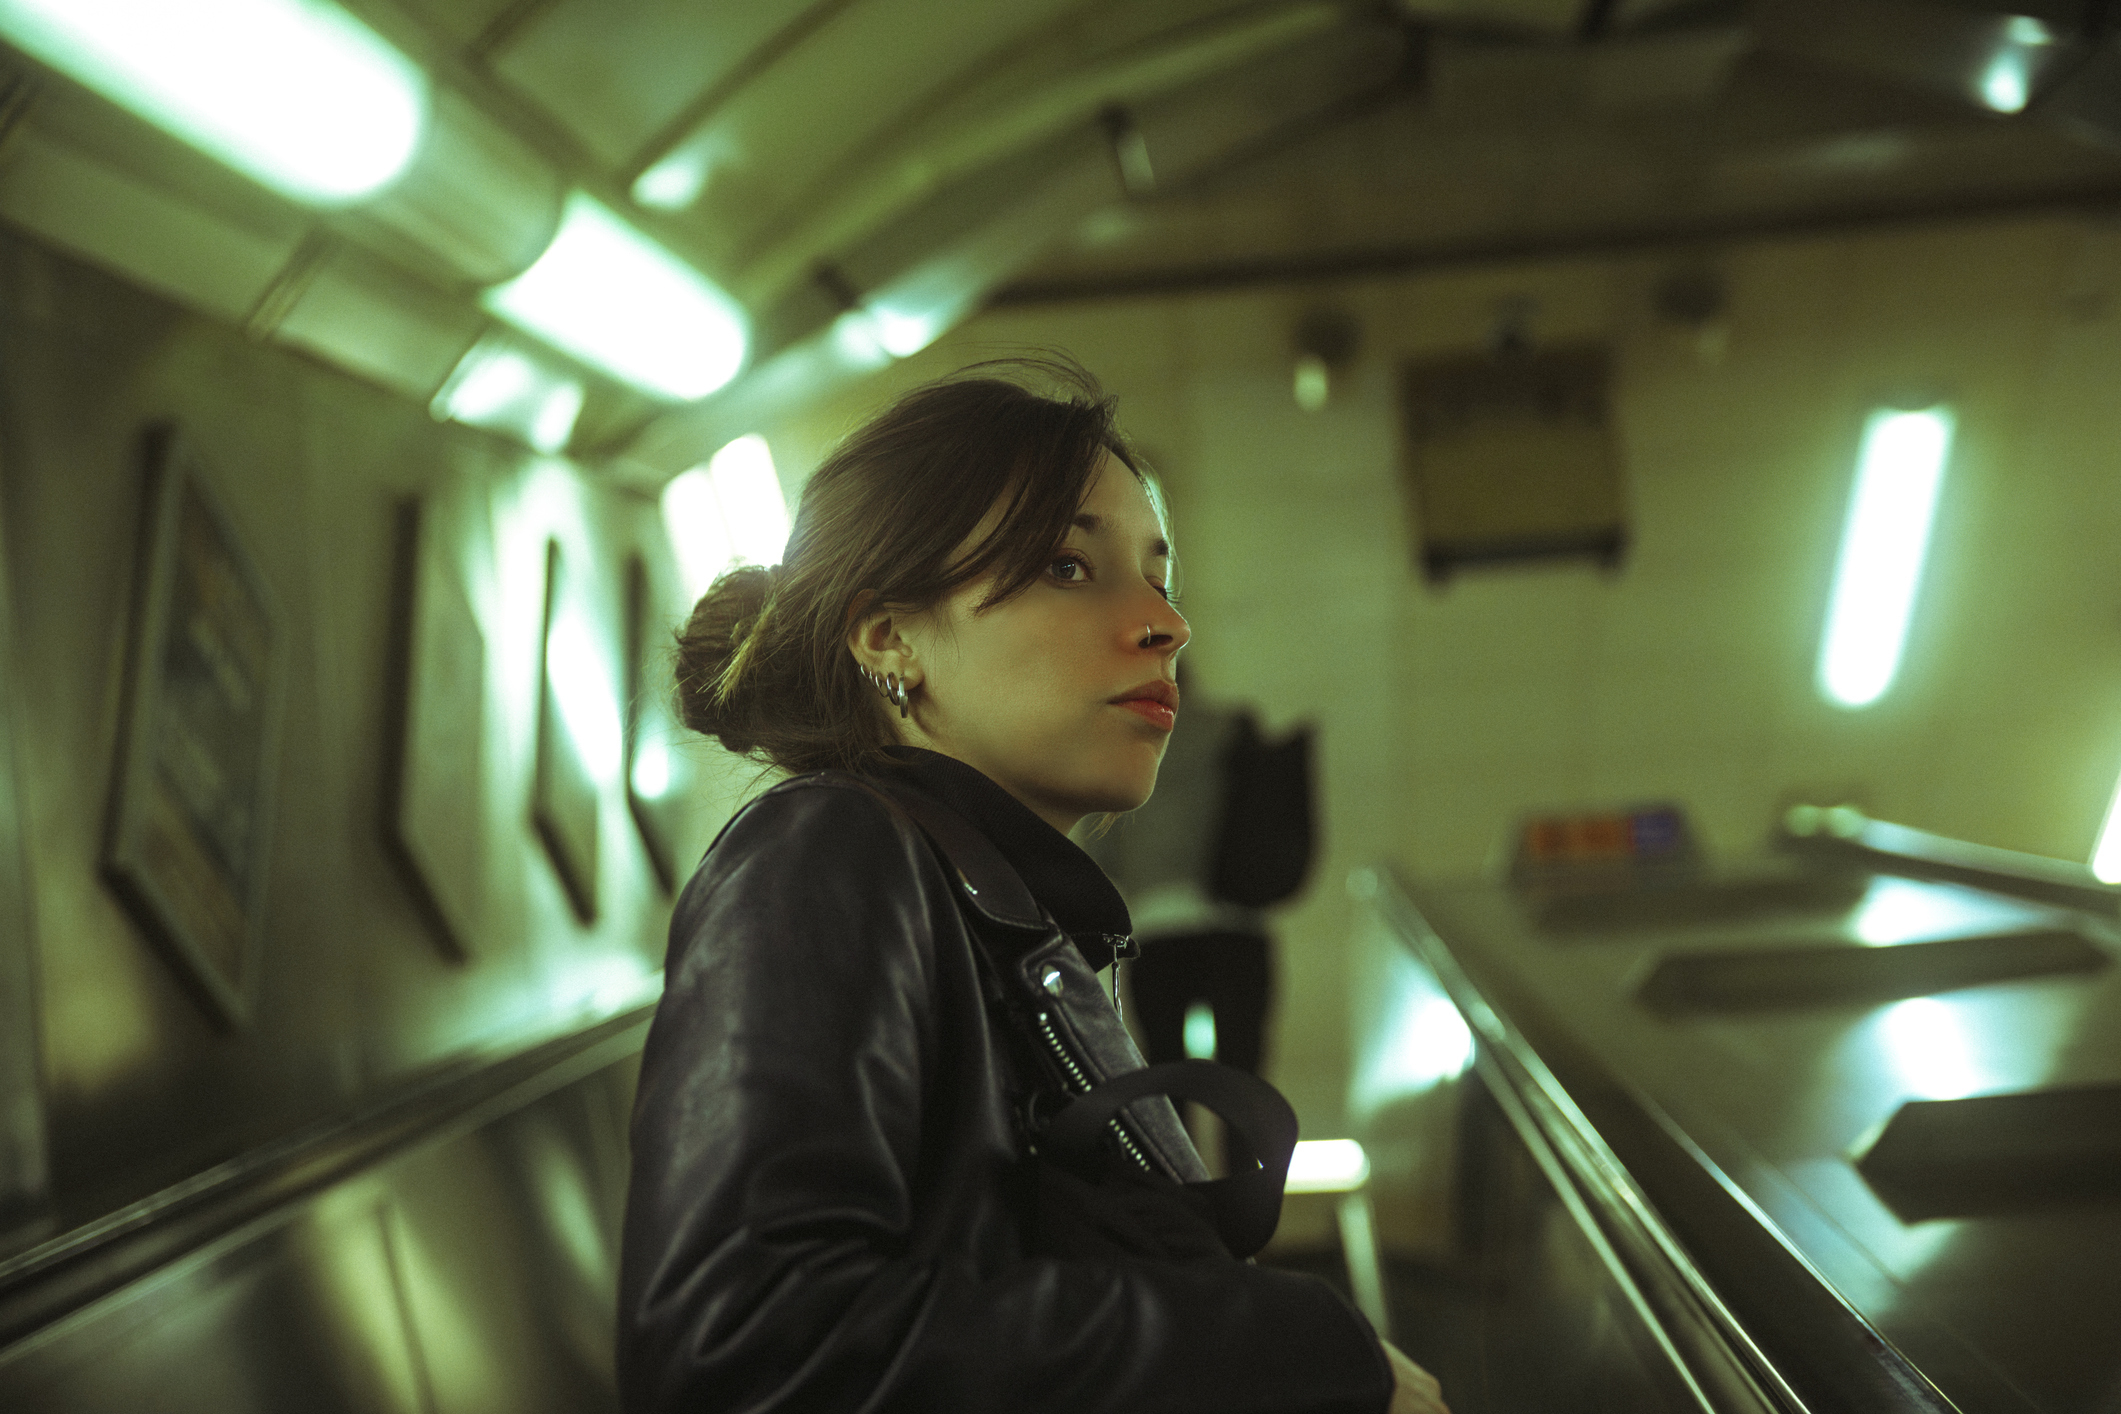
[
  {"left": 1817, "top": 405, "right": 1955, "bottom": 709},
  {"left": 0, "top": 0, "right": 426, "bottom": 205},
  {"left": 483, "top": 193, "right": 747, "bottom": 403},
  {"left": 431, "top": 335, "right": 584, "bottom": 454}
]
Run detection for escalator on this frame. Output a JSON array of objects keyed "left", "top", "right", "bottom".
[
  {"left": 0, "top": 1011, "right": 648, "bottom": 1414},
  {"left": 1351, "top": 814, "right": 2121, "bottom": 1413}
]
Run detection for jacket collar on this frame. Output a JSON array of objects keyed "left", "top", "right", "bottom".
[{"left": 874, "top": 746, "right": 1134, "bottom": 969}]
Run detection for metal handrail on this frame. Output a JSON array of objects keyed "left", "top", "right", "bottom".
[
  {"left": 1362, "top": 865, "right": 1967, "bottom": 1414},
  {"left": 1359, "top": 867, "right": 1811, "bottom": 1414},
  {"left": 0, "top": 1005, "right": 653, "bottom": 1353}
]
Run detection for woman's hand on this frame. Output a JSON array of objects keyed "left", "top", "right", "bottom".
[{"left": 1381, "top": 1340, "right": 1449, "bottom": 1414}]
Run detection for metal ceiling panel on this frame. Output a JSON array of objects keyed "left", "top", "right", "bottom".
[
  {"left": 490, "top": 0, "right": 820, "bottom": 170},
  {"left": 729, "top": 1, "right": 1351, "bottom": 302},
  {"left": 652, "top": 0, "right": 1088, "bottom": 268},
  {"left": 402, "top": 0, "right": 528, "bottom": 48},
  {"left": 0, "top": 129, "right": 303, "bottom": 327},
  {"left": 1396, "top": 0, "right": 1592, "bottom": 38},
  {"left": 1128, "top": 19, "right": 1409, "bottom": 190},
  {"left": 269, "top": 246, "right": 484, "bottom": 400}
]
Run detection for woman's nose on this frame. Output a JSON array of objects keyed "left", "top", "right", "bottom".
[{"left": 1137, "top": 601, "right": 1188, "bottom": 652}]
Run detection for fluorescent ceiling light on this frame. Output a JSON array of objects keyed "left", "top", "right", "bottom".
[
  {"left": 432, "top": 338, "right": 584, "bottom": 453},
  {"left": 1977, "top": 17, "right": 2056, "bottom": 114},
  {"left": 0, "top": 0, "right": 425, "bottom": 204},
  {"left": 1285, "top": 1139, "right": 1370, "bottom": 1194},
  {"left": 484, "top": 193, "right": 747, "bottom": 402},
  {"left": 1817, "top": 406, "right": 1954, "bottom": 709},
  {"left": 1980, "top": 55, "right": 2030, "bottom": 113},
  {"left": 870, "top": 307, "right": 940, "bottom": 359},
  {"left": 659, "top": 466, "right": 735, "bottom": 602},
  {"left": 2091, "top": 771, "right": 2121, "bottom": 883},
  {"left": 828, "top": 306, "right": 941, "bottom": 367},
  {"left": 632, "top": 148, "right": 709, "bottom": 211},
  {"left": 1182, "top": 1001, "right": 1216, "bottom": 1060},
  {"left": 830, "top": 310, "right": 896, "bottom": 371},
  {"left": 530, "top": 383, "right": 585, "bottom": 455},
  {"left": 659, "top": 435, "right": 790, "bottom": 602},
  {"left": 707, "top": 435, "right": 792, "bottom": 567},
  {"left": 2005, "top": 16, "right": 2054, "bottom": 47}
]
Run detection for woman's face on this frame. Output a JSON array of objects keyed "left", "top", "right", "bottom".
[{"left": 890, "top": 455, "right": 1188, "bottom": 833}]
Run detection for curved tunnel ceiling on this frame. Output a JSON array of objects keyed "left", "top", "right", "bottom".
[{"left": 0, "top": 0, "right": 2117, "bottom": 480}]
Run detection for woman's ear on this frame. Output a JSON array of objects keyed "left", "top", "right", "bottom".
[{"left": 845, "top": 600, "right": 922, "bottom": 689}]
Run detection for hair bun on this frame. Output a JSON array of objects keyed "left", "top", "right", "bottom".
[{"left": 672, "top": 564, "right": 775, "bottom": 747}]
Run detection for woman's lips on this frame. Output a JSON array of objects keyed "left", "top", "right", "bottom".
[{"left": 1117, "top": 698, "right": 1176, "bottom": 731}]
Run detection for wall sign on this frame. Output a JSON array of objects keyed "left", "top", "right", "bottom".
[
  {"left": 534, "top": 540, "right": 598, "bottom": 923},
  {"left": 384, "top": 498, "right": 486, "bottom": 959},
  {"left": 104, "top": 428, "right": 285, "bottom": 1029},
  {"left": 1398, "top": 343, "right": 1629, "bottom": 582},
  {"left": 623, "top": 554, "right": 683, "bottom": 895}
]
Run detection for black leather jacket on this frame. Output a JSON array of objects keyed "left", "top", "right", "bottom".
[{"left": 617, "top": 749, "right": 1392, "bottom": 1413}]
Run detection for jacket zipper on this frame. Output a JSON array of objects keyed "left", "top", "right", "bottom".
[{"left": 1033, "top": 1008, "right": 1156, "bottom": 1175}]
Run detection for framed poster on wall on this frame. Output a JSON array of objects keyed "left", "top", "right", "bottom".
[
  {"left": 534, "top": 539, "right": 599, "bottom": 923},
  {"left": 103, "top": 427, "right": 286, "bottom": 1030},
  {"left": 624, "top": 553, "right": 683, "bottom": 895},
  {"left": 0, "top": 469, "right": 48, "bottom": 1247},
  {"left": 384, "top": 497, "right": 486, "bottom": 959}
]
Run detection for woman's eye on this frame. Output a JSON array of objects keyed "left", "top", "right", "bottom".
[
  {"left": 1050, "top": 555, "right": 1087, "bottom": 582},
  {"left": 1152, "top": 582, "right": 1174, "bottom": 603}
]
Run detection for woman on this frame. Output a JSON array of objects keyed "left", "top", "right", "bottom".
[{"left": 618, "top": 360, "right": 1446, "bottom": 1414}]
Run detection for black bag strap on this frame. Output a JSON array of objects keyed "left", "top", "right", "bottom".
[
  {"left": 850, "top": 772, "right": 1299, "bottom": 1258},
  {"left": 1040, "top": 1058, "right": 1296, "bottom": 1259}
]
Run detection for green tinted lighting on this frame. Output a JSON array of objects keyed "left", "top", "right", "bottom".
[
  {"left": 2091, "top": 774, "right": 2121, "bottom": 883},
  {"left": 706, "top": 435, "right": 790, "bottom": 566},
  {"left": 1817, "top": 406, "right": 1954, "bottom": 709},
  {"left": 0, "top": 0, "right": 426, "bottom": 204},
  {"left": 1182, "top": 1002, "right": 1217, "bottom": 1061},
  {"left": 484, "top": 193, "right": 748, "bottom": 402}
]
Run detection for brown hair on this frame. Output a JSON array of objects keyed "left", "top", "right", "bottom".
[{"left": 673, "top": 356, "right": 1144, "bottom": 775}]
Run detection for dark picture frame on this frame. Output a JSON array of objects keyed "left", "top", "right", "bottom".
[
  {"left": 383, "top": 498, "right": 486, "bottom": 959},
  {"left": 103, "top": 427, "right": 286, "bottom": 1030},
  {"left": 0, "top": 480, "right": 48, "bottom": 1248},
  {"left": 623, "top": 553, "right": 682, "bottom": 895},
  {"left": 534, "top": 539, "right": 599, "bottom": 923}
]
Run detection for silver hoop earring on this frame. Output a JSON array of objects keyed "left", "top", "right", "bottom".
[{"left": 885, "top": 672, "right": 909, "bottom": 719}]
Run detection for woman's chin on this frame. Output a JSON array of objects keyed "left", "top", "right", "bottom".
[{"left": 1083, "top": 766, "right": 1159, "bottom": 816}]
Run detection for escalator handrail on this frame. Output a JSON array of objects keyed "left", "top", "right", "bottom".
[
  {"left": 1367, "top": 866, "right": 1965, "bottom": 1414},
  {"left": 0, "top": 1004, "right": 653, "bottom": 1354},
  {"left": 1364, "top": 867, "right": 1814, "bottom": 1414}
]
